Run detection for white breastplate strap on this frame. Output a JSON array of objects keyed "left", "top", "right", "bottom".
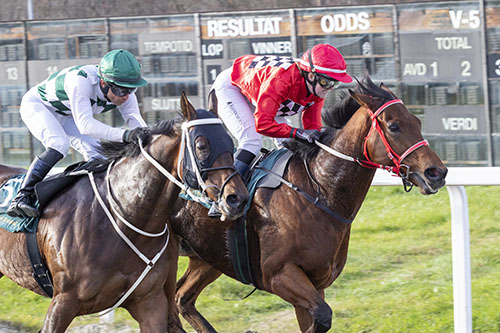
[{"left": 87, "top": 168, "right": 170, "bottom": 316}]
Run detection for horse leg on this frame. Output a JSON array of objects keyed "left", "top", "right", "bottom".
[
  {"left": 126, "top": 292, "right": 169, "bottom": 333},
  {"left": 175, "top": 256, "right": 222, "bottom": 333},
  {"left": 41, "top": 294, "right": 79, "bottom": 333},
  {"left": 165, "top": 244, "right": 186, "bottom": 333},
  {"left": 269, "top": 264, "right": 332, "bottom": 333},
  {"left": 293, "top": 289, "right": 329, "bottom": 333}
]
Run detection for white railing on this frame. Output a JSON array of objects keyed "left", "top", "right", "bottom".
[
  {"left": 372, "top": 167, "right": 500, "bottom": 333},
  {"left": 52, "top": 166, "right": 498, "bottom": 330}
]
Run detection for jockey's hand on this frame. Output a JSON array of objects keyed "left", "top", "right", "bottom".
[
  {"left": 122, "top": 127, "right": 152, "bottom": 146},
  {"left": 292, "top": 128, "right": 320, "bottom": 144}
]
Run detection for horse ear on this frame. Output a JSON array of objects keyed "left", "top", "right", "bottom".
[
  {"left": 208, "top": 90, "right": 219, "bottom": 117},
  {"left": 349, "top": 89, "right": 378, "bottom": 110},
  {"left": 379, "top": 82, "right": 398, "bottom": 98},
  {"left": 181, "top": 91, "right": 197, "bottom": 121}
]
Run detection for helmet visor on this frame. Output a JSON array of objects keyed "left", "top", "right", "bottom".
[
  {"left": 107, "top": 82, "right": 137, "bottom": 97},
  {"left": 315, "top": 73, "right": 341, "bottom": 89}
]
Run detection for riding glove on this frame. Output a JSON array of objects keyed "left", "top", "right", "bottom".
[
  {"left": 122, "top": 127, "right": 152, "bottom": 146},
  {"left": 292, "top": 128, "right": 321, "bottom": 144}
]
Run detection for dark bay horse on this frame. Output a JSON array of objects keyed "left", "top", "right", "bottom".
[
  {"left": 0, "top": 93, "right": 248, "bottom": 332},
  {"left": 168, "top": 77, "right": 448, "bottom": 333}
]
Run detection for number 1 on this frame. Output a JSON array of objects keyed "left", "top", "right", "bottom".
[{"left": 430, "top": 61, "right": 438, "bottom": 76}]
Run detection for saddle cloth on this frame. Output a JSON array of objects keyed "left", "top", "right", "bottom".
[
  {"left": 0, "top": 175, "right": 39, "bottom": 233},
  {"left": 0, "top": 159, "right": 109, "bottom": 233}
]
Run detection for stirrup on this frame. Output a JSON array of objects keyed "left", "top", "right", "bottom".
[
  {"left": 17, "top": 201, "right": 40, "bottom": 218},
  {"left": 7, "top": 194, "right": 39, "bottom": 218},
  {"left": 208, "top": 202, "right": 222, "bottom": 218}
]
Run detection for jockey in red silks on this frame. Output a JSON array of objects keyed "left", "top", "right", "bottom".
[{"left": 211, "top": 43, "right": 353, "bottom": 180}]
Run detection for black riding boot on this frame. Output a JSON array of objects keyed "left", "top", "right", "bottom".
[
  {"left": 7, "top": 148, "right": 63, "bottom": 218},
  {"left": 233, "top": 149, "right": 256, "bottom": 182}
]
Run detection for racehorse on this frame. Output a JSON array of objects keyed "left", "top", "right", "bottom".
[
  {"left": 0, "top": 93, "right": 248, "bottom": 332},
  {"left": 168, "top": 76, "right": 448, "bottom": 333}
]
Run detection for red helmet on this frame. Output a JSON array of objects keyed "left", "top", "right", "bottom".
[{"left": 298, "top": 44, "right": 352, "bottom": 83}]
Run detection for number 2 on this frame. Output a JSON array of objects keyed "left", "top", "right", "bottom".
[{"left": 461, "top": 60, "right": 471, "bottom": 76}]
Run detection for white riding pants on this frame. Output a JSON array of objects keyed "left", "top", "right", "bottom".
[
  {"left": 212, "top": 68, "right": 290, "bottom": 156},
  {"left": 20, "top": 88, "right": 102, "bottom": 160}
]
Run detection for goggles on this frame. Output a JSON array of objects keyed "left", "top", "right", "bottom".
[
  {"left": 107, "top": 82, "right": 137, "bottom": 97},
  {"left": 315, "top": 73, "right": 341, "bottom": 90}
]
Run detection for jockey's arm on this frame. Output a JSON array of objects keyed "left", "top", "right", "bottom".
[
  {"left": 68, "top": 80, "right": 125, "bottom": 142},
  {"left": 117, "top": 93, "right": 147, "bottom": 129},
  {"left": 253, "top": 79, "right": 293, "bottom": 138},
  {"left": 301, "top": 100, "right": 324, "bottom": 130}
]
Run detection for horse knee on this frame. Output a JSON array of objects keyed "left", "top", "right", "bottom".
[
  {"left": 175, "top": 292, "right": 192, "bottom": 314},
  {"left": 313, "top": 302, "right": 332, "bottom": 333}
]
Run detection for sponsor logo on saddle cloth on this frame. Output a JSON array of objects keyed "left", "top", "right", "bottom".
[{"left": 0, "top": 175, "right": 39, "bottom": 233}]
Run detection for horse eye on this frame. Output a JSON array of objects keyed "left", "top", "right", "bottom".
[
  {"left": 195, "top": 138, "right": 210, "bottom": 160},
  {"left": 388, "top": 123, "right": 400, "bottom": 132},
  {"left": 196, "top": 141, "right": 207, "bottom": 150}
]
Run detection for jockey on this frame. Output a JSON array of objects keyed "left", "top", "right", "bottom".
[
  {"left": 7, "top": 49, "right": 151, "bottom": 218},
  {"left": 211, "top": 43, "right": 353, "bottom": 180}
]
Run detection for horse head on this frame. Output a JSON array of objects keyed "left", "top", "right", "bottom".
[
  {"left": 100, "top": 92, "right": 248, "bottom": 222},
  {"left": 348, "top": 77, "right": 447, "bottom": 194},
  {"left": 177, "top": 92, "right": 249, "bottom": 219}
]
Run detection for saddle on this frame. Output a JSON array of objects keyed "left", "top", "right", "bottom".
[{"left": 35, "top": 159, "right": 109, "bottom": 207}]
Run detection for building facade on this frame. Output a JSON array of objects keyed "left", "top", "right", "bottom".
[{"left": 1, "top": 0, "right": 499, "bottom": 167}]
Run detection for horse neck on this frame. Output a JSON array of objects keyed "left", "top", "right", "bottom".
[
  {"left": 310, "top": 108, "right": 376, "bottom": 220},
  {"left": 108, "top": 135, "right": 181, "bottom": 229}
]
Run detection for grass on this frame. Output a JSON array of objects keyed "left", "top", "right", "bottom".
[{"left": 0, "top": 186, "right": 499, "bottom": 332}]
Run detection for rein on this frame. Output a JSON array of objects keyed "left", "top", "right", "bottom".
[
  {"left": 255, "top": 165, "right": 353, "bottom": 224},
  {"left": 316, "top": 99, "right": 428, "bottom": 188}
]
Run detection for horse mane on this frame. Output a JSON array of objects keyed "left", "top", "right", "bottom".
[
  {"left": 98, "top": 117, "right": 181, "bottom": 161},
  {"left": 284, "top": 73, "right": 396, "bottom": 160}
]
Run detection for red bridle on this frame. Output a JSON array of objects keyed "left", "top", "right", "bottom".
[{"left": 360, "top": 99, "right": 429, "bottom": 177}]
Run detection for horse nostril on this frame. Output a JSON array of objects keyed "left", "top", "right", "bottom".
[
  {"left": 226, "top": 194, "right": 246, "bottom": 208},
  {"left": 424, "top": 167, "right": 447, "bottom": 182}
]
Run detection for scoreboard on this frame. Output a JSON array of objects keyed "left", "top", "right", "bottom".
[{"left": 1, "top": 1, "right": 500, "bottom": 166}]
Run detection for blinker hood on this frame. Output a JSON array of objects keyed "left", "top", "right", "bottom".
[{"left": 182, "top": 109, "right": 235, "bottom": 189}]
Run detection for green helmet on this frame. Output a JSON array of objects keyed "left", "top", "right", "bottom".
[{"left": 98, "top": 49, "right": 147, "bottom": 88}]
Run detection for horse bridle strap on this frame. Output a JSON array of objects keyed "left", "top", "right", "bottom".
[
  {"left": 363, "top": 99, "right": 429, "bottom": 177},
  {"left": 315, "top": 99, "right": 429, "bottom": 179},
  {"left": 138, "top": 137, "right": 211, "bottom": 207}
]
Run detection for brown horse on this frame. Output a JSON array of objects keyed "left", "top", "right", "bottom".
[
  {"left": 0, "top": 93, "right": 248, "bottom": 332},
  {"left": 168, "top": 77, "right": 448, "bottom": 333}
]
